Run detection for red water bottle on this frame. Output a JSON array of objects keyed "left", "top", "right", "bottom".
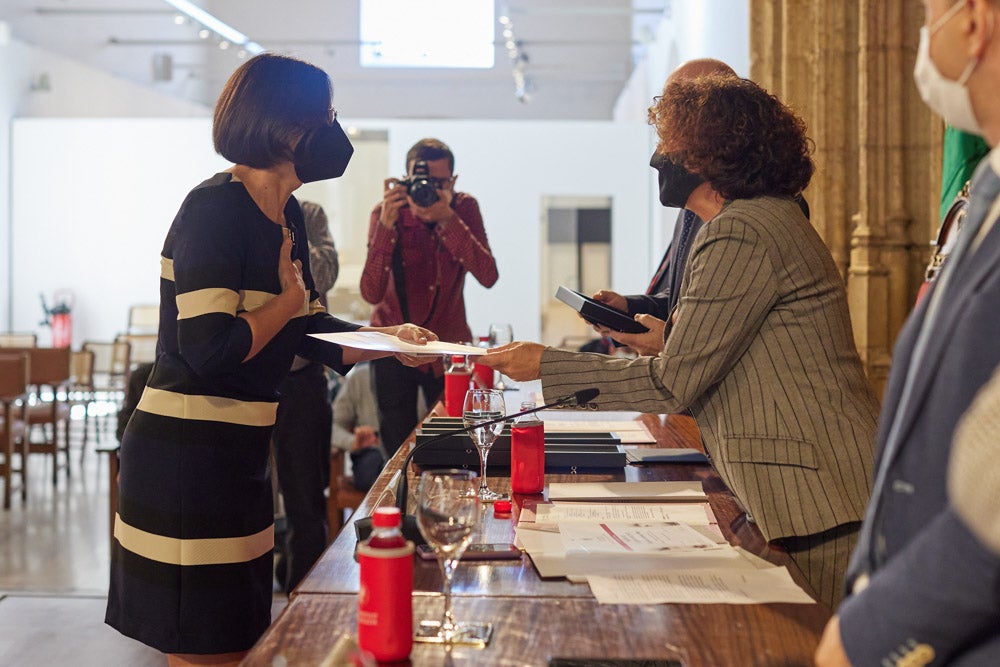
[
  {"left": 357, "top": 507, "right": 414, "bottom": 661},
  {"left": 511, "top": 401, "right": 545, "bottom": 494},
  {"left": 472, "top": 336, "right": 494, "bottom": 389},
  {"left": 444, "top": 355, "right": 472, "bottom": 417}
]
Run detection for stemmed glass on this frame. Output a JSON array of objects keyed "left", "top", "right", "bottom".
[
  {"left": 414, "top": 469, "right": 492, "bottom": 646},
  {"left": 462, "top": 389, "right": 508, "bottom": 502},
  {"left": 487, "top": 322, "right": 514, "bottom": 390}
]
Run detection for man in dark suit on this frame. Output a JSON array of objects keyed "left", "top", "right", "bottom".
[
  {"left": 589, "top": 59, "right": 735, "bottom": 338},
  {"left": 816, "top": 0, "right": 1000, "bottom": 664}
]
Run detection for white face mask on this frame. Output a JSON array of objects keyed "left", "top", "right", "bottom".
[{"left": 913, "top": 2, "right": 984, "bottom": 135}]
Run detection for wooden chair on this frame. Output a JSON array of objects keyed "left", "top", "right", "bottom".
[
  {"left": 326, "top": 449, "right": 365, "bottom": 543},
  {"left": 68, "top": 349, "right": 96, "bottom": 461},
  {"left": 0, "top": 353, "right": 30, "bottom": 509},
  {"left": 0, "top": 333, "right": 38, "bottom": 347},
  {"left": 82, "top": 340, "right": 131, "bottom": 440},
  {"left": 7, "top": 347, "right": 74, "bottom": 485},
  {"left": 115, "top": 332, "right": 157, "bottom": 367},
  {"left": 126, "top": 304, "right": 159, "bottom": 334}
]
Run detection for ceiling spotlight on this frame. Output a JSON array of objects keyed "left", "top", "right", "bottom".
[
  {"left": 173, "top": 14, "right": 186, "bottom": 25},
  {"left": 498, "top": 12, "right": 531, "bottom": 102},
  {"left": 164, "top": 0, "right": 264, "bottom": 55},
  {"left": 218, "top": 40, "right": 230, "bottom": 50}
]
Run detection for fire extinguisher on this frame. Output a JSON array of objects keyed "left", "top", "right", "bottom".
[{"left": 40, "top": 290, "right": 74, "bottom": 348}]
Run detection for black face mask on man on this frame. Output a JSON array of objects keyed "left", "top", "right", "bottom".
[
  {"left": 294, "top": 121, "right": 354, "bottom": 183},
  {"left": 650, "top": 152, "right": 704, "bottom": 209}
]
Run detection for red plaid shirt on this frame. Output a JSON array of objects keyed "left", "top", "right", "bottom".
[{"left": 360, "top": 192, "right": 498, "bottom": 343}]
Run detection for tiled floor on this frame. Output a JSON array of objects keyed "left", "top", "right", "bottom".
[{"left": 0, "top": 408, "right": 287, "bottom": 666}]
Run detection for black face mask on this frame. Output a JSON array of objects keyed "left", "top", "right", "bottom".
[
  {"left": 294, "top": 121, "right": 354, "bottom": 183},
  {"left": 650, "top": 152, "right": 704, "bottom": 209}
]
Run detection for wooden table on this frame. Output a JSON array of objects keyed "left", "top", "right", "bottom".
[{"left": 244, "top": 411, "right": 830, "bottom": 666}]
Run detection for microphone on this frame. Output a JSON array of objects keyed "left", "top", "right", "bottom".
[{"left": 353, "top": 388, "right": 600, "bottom": 545}]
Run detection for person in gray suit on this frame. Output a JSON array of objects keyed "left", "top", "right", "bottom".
[
  {"left": 814, "top": 0, "right": 1000, "bottom": 665},
  {"left": 481, "top": 74, "right": 880, "bottom": 609}
]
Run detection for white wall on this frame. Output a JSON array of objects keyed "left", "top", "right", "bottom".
[
  {"left": 0, "top": 29, "right": 207, "bottom": 334},
  {"left": 10, "top": 118, "right": 651, "bottom": 348},
  {"left": 613, "top": 0, "right": 751, "bottom": 278}
]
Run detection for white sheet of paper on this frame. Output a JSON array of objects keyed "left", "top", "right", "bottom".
[
  {"left": 516, "top": 524, "right": 755, "bottom": 578},
  {"left": 558, "top": 521, "right": 721, "bottom": 554},
  {"left": 586, "top": 567, "right": 815, "bottom": 605},
  {"left": 541, "top": 419, "right": 655, "bottom": 443},
  {"left": 532, "top": 502, "right": 715, "bottom": 526},
  {"left": 309, "top": 331, "right": 485, "bottom": 356},
  {"left": 546, "top": 481, "right": 707, "bottom": 502}
]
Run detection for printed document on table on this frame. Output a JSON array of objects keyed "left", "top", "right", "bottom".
[
  {"left": 586, "top": 567, "right": 815, "bottom": 604},
  {"left": 546, "top": 481, "right": 707, "bottom": 502},
  {"left": 515, "top": 524, "right": 754, "bottom": 579},
  {"left": 558, "top": 521, "right": 722, "bottom": 554},
  {"left": 310, "top": 331, "right": 484, "bottom": 356},
  {"left": 530, "top": 502, "right": 715, "bottom": 527}
]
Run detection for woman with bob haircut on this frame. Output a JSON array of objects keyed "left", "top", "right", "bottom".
[
  {"left": 105, "top": 53, "right": 436, "bottom": 666},
  {"left": 480, "top": 74, "right": 880, "bottom": 609}
]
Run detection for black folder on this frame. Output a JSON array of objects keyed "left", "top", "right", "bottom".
[{"left": 555, "top": 286, "right": 649, "bottom": 334}]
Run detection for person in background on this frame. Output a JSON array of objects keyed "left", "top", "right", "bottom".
[
  {"left": 480, "top": 74, "right": 880, "bottom": 610},
  {"left": 360, "top": 138, "right": 498, "bottom": 457},
  {"left": 588, "top": 59, "right": 737, "bottom": 339},
  {"left": 271, "top": 200, "right": 339, "bottom": 594},
  {"left": 104, "top": 53, "right": 436, "bottom": 667},
  {"left": 331, "top": 361, "right": 386, "bottom": 492},
  {"left": 815, "top": 0, "right": 1000, "bottom": 664}
]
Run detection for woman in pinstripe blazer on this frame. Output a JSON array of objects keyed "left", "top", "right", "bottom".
[{"left": 481, "top": 75, "right": 880, "bottom": 609}]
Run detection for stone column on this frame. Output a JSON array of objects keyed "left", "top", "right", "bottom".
[{"left": 750, "top": 0, "right": 941, "bottom": 397}]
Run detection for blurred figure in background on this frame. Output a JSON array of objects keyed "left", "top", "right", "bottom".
[
  {"left": 331, "top": 361, "right": 386, "bottom": 492},
  {"left": 272, "top": 200, "right": 339, "bottom": 594}
]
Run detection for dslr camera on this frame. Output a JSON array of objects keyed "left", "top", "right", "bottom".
[{"left": 397, "top": 159, "right": 439, "bottom": 207}]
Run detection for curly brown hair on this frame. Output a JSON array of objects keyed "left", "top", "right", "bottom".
[{"left": 647, "top": 75, "right": 814, "bottom": 201}]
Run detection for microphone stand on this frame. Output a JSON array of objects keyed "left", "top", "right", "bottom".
[{"left": 353, "top": 388, "right": 599, "bottom": 545}]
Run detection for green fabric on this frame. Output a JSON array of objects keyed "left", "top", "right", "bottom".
[{"left": 940, "top": 126, "right": 989, "bottom": 221}]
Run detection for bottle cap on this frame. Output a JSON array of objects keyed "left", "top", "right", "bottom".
[
  {"left": 371, "top": 507, "right": 402, "bottom": 528},
  {"left": 493, "top": 500, "right": 512, "bottom": 516}
]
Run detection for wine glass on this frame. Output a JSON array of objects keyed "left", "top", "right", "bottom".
[
  {"left": 487, "top": 322, "right": 514, "bottom": 390},
  {"left": 462, "top": 388, "right": 508, "bottom": 502},
  {"left": 414, "top": 469, "right": 492, "bottom": 646}
]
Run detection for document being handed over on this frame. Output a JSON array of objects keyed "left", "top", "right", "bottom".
[{"left": 309, "top": 331, "right": 485, "bottom": 356}]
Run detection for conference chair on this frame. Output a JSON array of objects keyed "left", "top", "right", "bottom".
[
  {"left": 0, "top": 353, "right": 29, "bottom": 509},
  {"left": 327, "top": 449, "right": 365, "bottom": 542}
]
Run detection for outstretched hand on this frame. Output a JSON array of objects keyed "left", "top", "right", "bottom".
[
  {"left": 477, "top": 341, "right": 545, "bottom": 381},
  {"left": 393, "top": 323, "right": 439, "bottom": 367}
]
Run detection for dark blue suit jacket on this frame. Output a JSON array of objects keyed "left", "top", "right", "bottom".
[{"left": 840, "top": 160, "right": 1000, "bottom": 665}]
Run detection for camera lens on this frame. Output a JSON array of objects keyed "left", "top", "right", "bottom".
[{"left": 409, "top": 180, "right": 439, "bottom": 207}]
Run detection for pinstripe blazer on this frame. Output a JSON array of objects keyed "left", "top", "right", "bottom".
[{"left": 541, "top": 196, "right": 879, "bottom": 541}]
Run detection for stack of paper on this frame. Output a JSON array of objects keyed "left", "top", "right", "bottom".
[
  {"left": 514, "top": 481, "right": 814, "bottom": 605},
  {"left": 541, "top": 412, "right": 656, "bottom": 444}
]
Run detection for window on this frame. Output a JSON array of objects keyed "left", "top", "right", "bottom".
[{"left": 359, "top": 0, "right": 495, "bottom": 68}]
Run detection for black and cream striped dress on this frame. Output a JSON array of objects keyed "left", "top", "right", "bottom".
[{"left": 105, "top": 173, "right": 358, "bottom": 654}]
